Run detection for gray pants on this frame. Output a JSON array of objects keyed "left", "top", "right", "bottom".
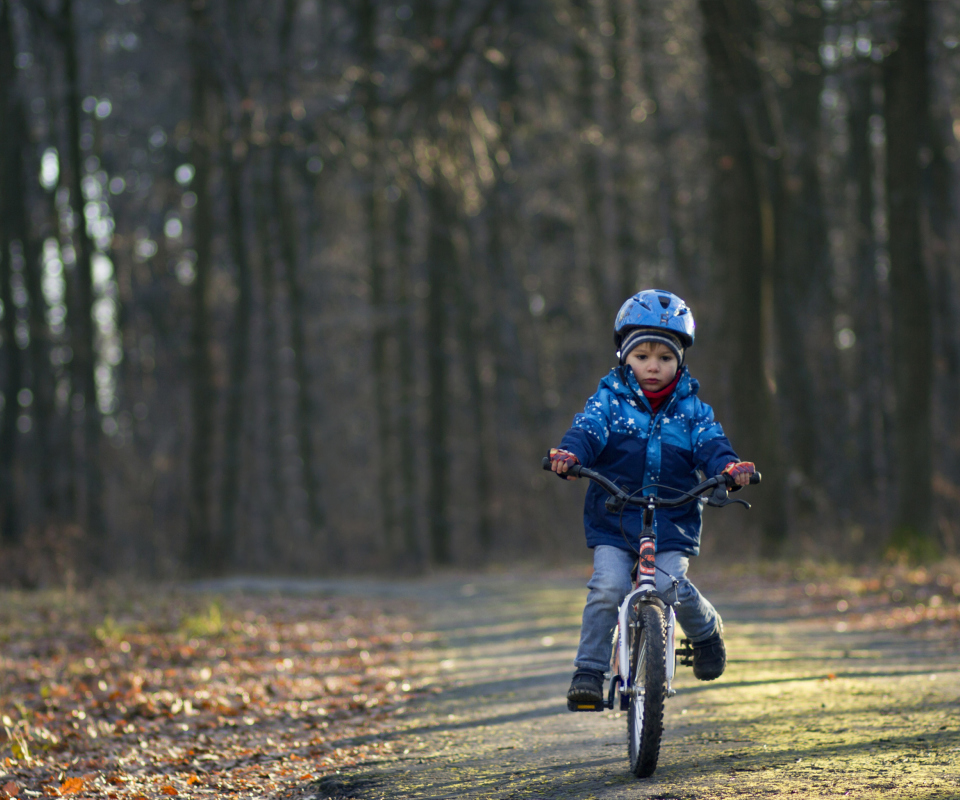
[{"left": 574, "top": 544, "right": 721, "bottom": 674}]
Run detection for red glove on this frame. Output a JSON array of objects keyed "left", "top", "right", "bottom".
[
  {"left": 549, "top": 448, "right": 579, "bottom": 479},
  {"left": 722, "top": 461, "right": 755, "bottom": 488}
]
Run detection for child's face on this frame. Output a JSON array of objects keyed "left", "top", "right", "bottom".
[{"left": 625, "top": 342, "right": 679, "bottom": 392}]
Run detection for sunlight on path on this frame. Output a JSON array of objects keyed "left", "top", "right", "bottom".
[{"left": 320, "top": 567, "right": 960, "bottom": 800}]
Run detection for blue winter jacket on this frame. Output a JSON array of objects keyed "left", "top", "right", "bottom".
[{"left": 558, "top": 365, "right": 739, "bottom": 556}]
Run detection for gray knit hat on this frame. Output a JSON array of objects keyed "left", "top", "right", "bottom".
[{"left": 618, "top": 327, "right": 684, "bottom": 365}]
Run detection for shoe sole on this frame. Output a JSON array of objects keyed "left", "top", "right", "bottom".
[
  {"left": 694, "top": 672, "right": 724, "bottom": 681},
  {"left": 566, "top": 691, "right": 604, "bottom": 711}
]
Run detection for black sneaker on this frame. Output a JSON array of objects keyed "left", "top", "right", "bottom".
[
  {"left": 692, "top": 625, "right": 726, "bottom": 681},
  {"left": 566, "top": 668, "right": 605, "bottom": 711}
]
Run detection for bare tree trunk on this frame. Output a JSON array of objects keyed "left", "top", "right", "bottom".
[
  {"left": 922, "top": 13, "right": 960, "bottom": 548},
  {"left": 0, "top": 1, "right": 26, "bottom": 545},
  {"left": 425, "top": 180, "right": 452, "bottom": 564},
  {"left": 0, "top": 198, "right": 21, "bottom": 547},
  {"left": 924, "top": 79, "right": 960, "bottom": 495},
  {"left": 607, "top": 0, "right": 638, "bottom": 300},
  {"left": 394, "top": 189, "right": 422, "bottom": 565},
  {"left": 847, "top": 59, "right": 889, "bottom": 516},
  {"left": 2, "top": 4, "right": 56, "bottom": 536},
  {"left": 184, "top": 3, "right": 219, "bottom": 574},
  {"left": 700, "top": 0, "right": 788, "bottom": 555},
  {"left": 62, "top": 0, "right": 104, "bottom": 550},
  {"left": 636, "top": 0, "right": 689, "bottom": 293},
  {"left": 22, "top": 211, "right": 55, "bottom": 523},
  {"left": 486, "top": 11, "right": 545, "bottom": 443},
  {"left": 218, "top": 130, "right": 252, "bottom": 567},
  {"left": 884, "top": 0, "right": 933, "bottom": 541},
  {"left": 358, "top": 0, "right": 397, "bottom": 552},
  {"left": 270, "top": 148, "right": 326, "bottom": 545},
  {"left": 38, "top": 42, "right": 74, "bottom": 526},
  {"left": 773, "top": 2, "right": 838, "bottom": 516},
  {"left": 485, "top": 177, "right": 547, "bottom": 444},
  {"left": 273, "top": 0, "right": 325, "bottom": 547},
  {"left": 253, "top": 166, "right": 287, "bottom": 553},
  {"left": 453, "top": 224, "right": 493, "bottom": 552},
  {"left": 572, "top": 0, "right": 611, "bottom": 321}
]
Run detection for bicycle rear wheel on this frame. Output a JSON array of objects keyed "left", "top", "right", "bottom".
[{"left": 627, "top": 602, "right": 667, "bottom": 778}]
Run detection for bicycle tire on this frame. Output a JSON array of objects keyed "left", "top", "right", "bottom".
[
  {"left": 627, "top": 602, "right": 667, "bottom": 778},
  {"left": 610, "top": 625, "right": 621, "bottom": 699}
]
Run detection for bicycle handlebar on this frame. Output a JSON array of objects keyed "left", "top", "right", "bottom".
[{"left": 540, "top": 456, "right": 760, "bottom": 511}]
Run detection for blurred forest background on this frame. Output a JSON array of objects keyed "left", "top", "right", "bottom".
[{"left": 0, "top": 0, "right": 958, "bottom": 584}]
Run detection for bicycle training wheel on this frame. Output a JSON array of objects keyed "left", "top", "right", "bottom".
[{"left": 626, "top": 602, "right": 667, "bottom": 778}]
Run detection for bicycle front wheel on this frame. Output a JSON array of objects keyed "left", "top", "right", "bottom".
[{"left": 627, "top": 602, "right": 667, "bottom": 778}]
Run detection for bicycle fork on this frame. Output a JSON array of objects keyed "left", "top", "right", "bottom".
[
  {"left": 605, "top": 520, "right": 677, "bottom": 711},
  {"left": 611, "top": 594, "right": 680, "bottom": 708},
  {"left": 610, "top": 510, "right": 680, "bottom": 709}
]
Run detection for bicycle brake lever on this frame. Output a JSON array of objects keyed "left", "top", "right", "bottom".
[
  {"left": 707, "top": 486, "right": 751, "bottom": 509},
  {"left": 706, "top": 486, "right": 728, "bottom": 507},
  {"left": 605, "top": 495, "right": 627, "bottom": 514}
]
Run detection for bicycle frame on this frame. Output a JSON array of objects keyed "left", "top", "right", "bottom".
[
  {"left": 543, "top": 455, "right": 759, "bottom": 777},
  {"left": 542, "top": 456, "right": 759, "bottom": 706},
  {"left": 612, "top": 499, "right": 680, "bottom": 707}
]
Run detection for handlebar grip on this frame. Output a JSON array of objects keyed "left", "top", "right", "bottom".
[
  {"left": 541, "top": 455, "right": 582, "bottom": 479},
  {"left": 721, "top": 470, "right": 762, "bottom": 488}
]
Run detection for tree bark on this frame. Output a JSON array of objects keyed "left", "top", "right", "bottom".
[
  {"left": 62, "top": 0, "right": 104, "bottom": 549},
  {"left": 699, "top": 0, "right": 788, "bottom": 554},
  {"left": 253, "top": 166, "right": 287, "bottom": 543},
  {"left": 274, "top": 0, "right": 325, "bottom": 547},
  {"left": 636, "top": 0, "right": 689, "bottom": 294},
  {"left": 2, "top": 1, "right": 56, "bottom": 529},
  {"left": 0, "top": 142, "right": 21, "bottom": 546},
  {"left": 0, "top": 0, "right": 26, "bottom": 545},
  {"left": 486, "top": 10, "right": 545, "bottom": 441},
  {"left": 358, "top": 0, "right": 397, "bottom": 552},
  {"left": 924, "top": 76, "right": 960, "bottom": 492},
  {"left": 270, "top": 148, "right": 326, "bottom": 545},
  {"left": 184, "top": 2, "right": 219, "bottom": 574},
  {"left": 773, "top": 2, "right": 829, "bottom": 502},
  {"left": 607, "top": 0, "right": 639, "bottom": 300},
  {"left": 425, "top": 180, "right": 452, "bottom": 564},
  {"left": 572, "top": 0, "right": 612, "bottom": 322},
  {"left": 217, "top": 131, "right": 253, "bottom": 568},
  {"left": 453, "top": 224, "right": 493, "bottom": 552},
  {"left": 847, "top": 59, "right": 889, "bottom": 514},
  {"left": 394, "top": 189, "right": 422, "bottom": 565},
  {"left": 884, "top": 0, "right": 933, "bottom": 540}
]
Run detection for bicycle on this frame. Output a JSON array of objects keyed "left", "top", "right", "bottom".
[{"left": 541, "top": 457, "right": 761, "bottom": 778}]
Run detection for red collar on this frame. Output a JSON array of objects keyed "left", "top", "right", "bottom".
[{"left": 641, "top": 371, "right": 681, "bottom": 412}]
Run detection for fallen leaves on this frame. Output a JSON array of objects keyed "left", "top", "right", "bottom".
[
  {"left": 725, "top": 559, "right": 960, "bottom": 637},
  {"left": 0, "top": 586, "right": 431, "bottom": 799},
  {"left": 59, "top": 776, "right": 87, "bottom": 794}
]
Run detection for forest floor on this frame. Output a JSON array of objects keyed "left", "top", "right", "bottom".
[
  {"left": 1, "top": 559, "right": 960, "bottom": 799},
  {"left": 0, "top": 580, "right": 431, "bottom": 799}
]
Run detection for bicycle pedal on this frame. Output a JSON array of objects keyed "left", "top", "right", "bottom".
[
  {"left": 567, "top": 699, "right": 605, "bottom": 712},
  {"left": 677, "top": 638, "right": 694, "bottom": 667}
]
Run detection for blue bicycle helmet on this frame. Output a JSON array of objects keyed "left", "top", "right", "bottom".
[{"left": 613, "top": 289, "right": 695, "bottom": 349}]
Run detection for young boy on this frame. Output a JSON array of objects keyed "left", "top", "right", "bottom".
[{"left": 548, "top": 289, "right": 755, "bottom": 711}]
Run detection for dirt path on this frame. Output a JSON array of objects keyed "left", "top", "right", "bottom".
[{"left": 314, "top": 566, "right": 960, "bottom": 800}]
